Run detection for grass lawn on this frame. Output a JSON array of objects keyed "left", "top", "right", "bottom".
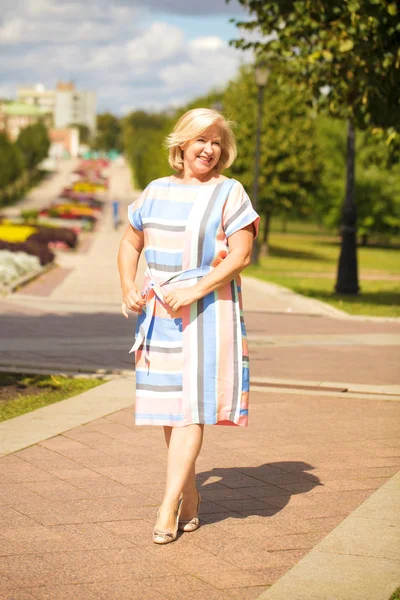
[
  {"left": 0, "top": 372, "right": 105, "bottom": 422},
  {"left": 247, "top": 225, "right": 400, "bottom": 317},
  {"left": 390, "top": 587, "right": 400, "bottom": 600}
]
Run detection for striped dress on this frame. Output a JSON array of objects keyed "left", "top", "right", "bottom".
[{"left": 128, "top": 176, "right": 260, "bottom": 427}]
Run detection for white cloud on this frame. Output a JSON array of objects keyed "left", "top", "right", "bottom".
[
  {"left": 0, "top": 0, "right": 252, "bottom": 114},
  {"left": 0, "top": 0, "right": 140, "bottom": 43},
  {"left": 189, "top": 37, "right": 225, "bottom": 52},
  {"left": 127, "top": 22, "right": 184, "bottom": 65},
  {"left": 160, "top": 35, "right": 250, "bottom": 95}
]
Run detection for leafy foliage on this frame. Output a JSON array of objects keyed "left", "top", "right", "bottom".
[
  {"left": 0, "top": 133, "right": 25, "bottom": 189},
  {"left": 315, "top": 117, "right": 400, "bottom": 242},
  {"left": 223, "top": 65, "right": 322, "bottom": 244},
  {"left": 94, "top": 113, "right": 122, "bottom": 151},
  {"left": 122, "top": 110, "right": 172, "bottom": 188},
  {"left": 69, "top": 123, "right": 91, "bottom": 145},
  {"left": 230, "top": 0, "right": 400, "bottom": 130},
  {"left": 16, "top": 122, "right": 50, "bottom": 170}
]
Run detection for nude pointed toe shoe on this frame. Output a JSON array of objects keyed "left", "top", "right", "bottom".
[
  {"left": 153, "top": 498, "right": 183, "bottom": 545},
  {"left": 178, "top": 492, "right": 201, "bottom": 532}
]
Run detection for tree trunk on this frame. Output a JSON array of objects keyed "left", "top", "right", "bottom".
[
  {"left": 335, "top": 119, "right": 359, "bottom": 294},
  {"left": 260, "top": 208, "right": 272, "bottom": 256},
  {"left": 361, "top": 233, "right": 368, "bottom": 246}
]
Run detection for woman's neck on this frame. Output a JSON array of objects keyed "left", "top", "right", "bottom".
[{"left": 174, "top": 168, "right": 219, "bottom": 185}]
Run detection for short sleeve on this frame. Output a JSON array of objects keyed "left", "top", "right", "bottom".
[
  {"left": 127, "top": 185, "right": 149, "bottom": 231},
  {"left": 222, "top": 181, "right": 260, "bottom": 239}
]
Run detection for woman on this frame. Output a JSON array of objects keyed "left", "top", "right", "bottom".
[{"left": 118, "top": 108, "right": 259, "bottom": 544}]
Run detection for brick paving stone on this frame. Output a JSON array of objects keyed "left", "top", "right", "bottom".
[
  {"left": 264, "top": 532, "right": 327, "bottom": 551},
  {"left": 0, "top": 556, "right": 57, "bottom": 588},
  {"left": 29, "top": 550, "right": 109, "bottom": 586},
  {"left": 250, "top": 344, "right": 400, "bottom": 385},
  {"left": 19, "top": 479, "right": 92, "bottom": 502},
  {"left": 147, "top": 573, "right": 255, "bottom": 600},
  {"left": 25, "top": 583, "right": 98, "bottom": 600},
  {"left": 0, "top": 536, "right": 26, "bottom": 557},
  {"left": 195, "top": 565, "right": 280, "bottom": 589},
  {"left": 0, "top": 508, "right": 41, "bottom": 530},
  {"left": 0, "top": 459, "right": 54, "bottom": 483},
  {"left": 86, "top": 464, "right": 161, "bottom": 486},
  {"left": 12, "top": 495, "right": 155, "bottom": 526},
  {"left": 0, "top": 590, "right": 38, "bottom": 600},
  {"left": 82, "top": 577, "right": 165, "bottom": 600},
  {"left": 0, "top": 485, "right": 50, "bottom": 509},
  {"left": 0, "top": 574, "right": 21, "bottom": 592},
  {"left": 224, "top": 586, "right": 271, "bottom": 600}
]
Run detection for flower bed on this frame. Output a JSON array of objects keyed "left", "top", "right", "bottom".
[
  {"left": 0, "top": 240, "right": 54, "bottom": 266},
  {"left": 58, "top": 190, "right": 104, "bottom": 208},
  {"left": 72, "top": 181, "right": 108, "bottom": 193},
  {"left": 0, "top": 250, "right": 42, "bottom": 290},
  {"left": 0, "top": 223, "right": 38, "bottom": 243},
  {"left": 28, "top": 226, "right": 78, "bottom": 249}
]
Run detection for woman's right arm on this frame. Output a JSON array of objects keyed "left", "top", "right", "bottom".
[{"left": 117, "top": 225, "right": 146, "bottom": 318}]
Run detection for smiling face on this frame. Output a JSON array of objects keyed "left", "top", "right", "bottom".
[{"left": 181, "top": 124, "right": 223, "bottom": 178}]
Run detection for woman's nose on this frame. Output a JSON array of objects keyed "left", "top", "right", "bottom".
[{"left": 204, "top": 141, "right": 213, "bottom": 153}]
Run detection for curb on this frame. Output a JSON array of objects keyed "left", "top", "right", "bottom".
[
  {"left": 256, "top": 470, "right": 400, "bottom": 600},
  {"left": 243, "top": 276, "right": 400, "bottom": 323},
  {"left": 0, "top": 375, "right": 136, "bottom": 457}
]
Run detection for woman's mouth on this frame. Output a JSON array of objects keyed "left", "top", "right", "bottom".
[{"left": 197, "top": 156, "right": 212, "bottom": 164}]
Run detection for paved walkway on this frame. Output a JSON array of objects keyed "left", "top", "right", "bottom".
[{"left": 0, "top": 161, "right": 399, "bottom": 599}]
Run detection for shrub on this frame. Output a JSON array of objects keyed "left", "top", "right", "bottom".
[
  {"left": 0, "top": 240, "right": 54, "bottom": 265},
  {"left": 21, "top": 210, "right": 40, "bottom": 224},
  {"left": 28, "top": 226, "right": 78, "bottom": 249}
]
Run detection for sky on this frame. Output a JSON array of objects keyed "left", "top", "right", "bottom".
[{"left": 0, "top": 0, "right": 252, "bottom": 115}]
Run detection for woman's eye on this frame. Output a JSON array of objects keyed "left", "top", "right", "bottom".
[
  {"left": 213, "top": 141, "right": 221, "bottom": 146},
  {"left": 197, "top": 138, "right": 205, "bottom": 142}
]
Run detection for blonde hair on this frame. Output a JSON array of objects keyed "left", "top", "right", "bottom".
[{"left": 165, "top": 108, "right": 237, "bottom": 172}]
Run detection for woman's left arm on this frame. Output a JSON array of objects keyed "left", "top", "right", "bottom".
[{"left": 163, "top": 224, "right": 254, "bottom": 311}]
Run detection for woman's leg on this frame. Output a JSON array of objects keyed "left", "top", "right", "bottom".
[
  {"left": 156, "top": 424, "right": 204, "bottom": 531},
  {"left": 163, "top": 426, "right": 199, "bottom": 521}
]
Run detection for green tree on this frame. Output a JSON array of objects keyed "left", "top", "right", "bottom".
[
  {"left": 69, "top": 123, "right": 91, "bottom": 145},
  {"left": 316, "top": 118, "right": 400, "bottom": 244},
  {"left": 16, "top": 122, "right": 50, "bottom": 170},
  {"left": 122, "top": 111, "right": 172, "bottom": 188},
  {"left": 231, "top": 0, "right": 400, "bottom": 292},
  {"left": 223, "top": 65, "right": 322, "bottom": 254},
  {"left": 0, "top": 133, "right": 25, "bottom": 191},
  {"left": 94, "top": 113, "right": 122, "bottom": 151}
]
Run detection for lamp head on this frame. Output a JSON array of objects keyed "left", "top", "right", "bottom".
[{"left": 254, "top": 60, "right": 270, "bottom": 87}]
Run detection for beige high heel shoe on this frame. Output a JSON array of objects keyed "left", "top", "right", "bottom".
[
  {"left": 178, "top": 492, "right": 201, "bottom": 532},
  {"left": 153, "top": 497, "right": 183, "bottom": 545}
]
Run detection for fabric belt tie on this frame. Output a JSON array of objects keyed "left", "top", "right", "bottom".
[{"left": 129, "top": 265, "right": 213, "bottom": 360}]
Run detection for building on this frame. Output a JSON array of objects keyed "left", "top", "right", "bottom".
[
  {"left": 48, "top": 127, "right": 80, "bottom": 159},
  {"left": 54, "top": 82, "right": 96, "bottom": 134},
  {"left": 17, "top": 81, "right": 96, "bottom": 135},
  {"left": 0, "top": 101, "right": 52, "bottom": 141},
  {"left": 17, "top": 83, "right": 56, "bottom": 115}
]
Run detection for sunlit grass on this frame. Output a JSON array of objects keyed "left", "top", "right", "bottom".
[
  {"left": 247, "top": 226, "right": 400, "bottom": 317},
  {"left": 0, "top": 373, "right": 105, "bottom": 422}
]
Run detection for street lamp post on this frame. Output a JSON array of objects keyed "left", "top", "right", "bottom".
[
  {"left": 335, "top": 118, "right": 359, "bottom": 294},
  {"left": 251, "top": 61, "right": 270, "bottom": 265}
]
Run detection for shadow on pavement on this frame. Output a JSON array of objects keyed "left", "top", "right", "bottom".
[
  {"left": 0, "top": 310, "right": 138, "bottom": 372},
  {"left": 196, "top": 461, "right": 321, "bottom": 524}
]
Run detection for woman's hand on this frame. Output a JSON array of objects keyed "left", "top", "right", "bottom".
[
  {"left": 163, "top": 286, "right": 200, "bottom": 312},
  {"left": 121, "top": 284, "right": 146, "bottom": 318}
]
